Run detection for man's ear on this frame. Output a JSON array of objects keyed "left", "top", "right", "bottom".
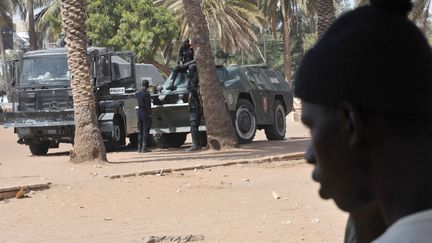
[{"left": 339, "top": 103, "right": 364, "bottom": 147}]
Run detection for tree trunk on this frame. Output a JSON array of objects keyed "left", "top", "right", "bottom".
[
  {"left": 60, "top": 0, "right": 107, "bottom": 163},
  {"left": 182, "top": 0, "right": 238, "bottom": 150},
  {"left": 0, "top": 32, "right": 7, "bottom": 91},
  {"left": 317, "top": 0, "right": 336, "bottom": 37},
  {"left": 27, "top": 0, "right": 37, "bottom": 50},
  {"left": 281, "top": 15, "right": 292, "bottom": 87}
]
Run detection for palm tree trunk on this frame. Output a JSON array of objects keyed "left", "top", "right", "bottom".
[
  {"left": 28, "top": 0, "right": 37, "bottom": 50},
  {"left": 182, "top": 0, "right": 238, "bottom": 149},
  {"left": 60, "top": 0, "right": 107, "bottom": 163},
  {"left": 281, "top": 15, "right": 292, "bottom": 86},
  {"left": 0, "top": 32, "right": 7, "bottom": 90},
  {"left": 317, "top": 0, "right": 336, "bottom": 36}
]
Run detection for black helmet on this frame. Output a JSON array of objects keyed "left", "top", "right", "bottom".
[
  {"left": 181, "top": 38, "right": 190, "bottom": 47},
  {"left": 141, "top": 79, "right": 149, "bottom": 88}
]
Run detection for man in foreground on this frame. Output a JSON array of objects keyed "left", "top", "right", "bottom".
[{"left": 295, "top": 0, "right": 432, "bottom": 241}]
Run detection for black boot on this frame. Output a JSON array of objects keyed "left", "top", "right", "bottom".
[
  {"left": 137, "top": 135, "right": 143, "bottom": 153},
  {"left": 167, "top": 80, "right": 176, "bottom": 91},
  {"left": 187, "top": 133, "right": 200, "bottom": 152}
]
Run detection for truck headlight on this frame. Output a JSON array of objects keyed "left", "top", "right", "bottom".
[{"left": 17, "top": 127, "right": 31, "bottom": 135}]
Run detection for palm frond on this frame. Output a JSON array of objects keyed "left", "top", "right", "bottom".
[{"left": 157, "top": 0, "right": 267, "bottom": 53}]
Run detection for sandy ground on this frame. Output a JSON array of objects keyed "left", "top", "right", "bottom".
[{"left": 0, "top": 122, "right": 347, "bottom": 243}]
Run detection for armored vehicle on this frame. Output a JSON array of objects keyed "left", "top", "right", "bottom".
[
  {"left": 3, "top": 47, "right": 164, "bottom": 155},
  {"left": 150, "top": 61, "right": 293, "bottom": 147}
]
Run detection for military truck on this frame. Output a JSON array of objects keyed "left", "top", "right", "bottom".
[
  {"left": 150, "top": 58, "right": 293, "bottom": 147},
  {"left": 3, "top": 47, "right": 164, "bottom": 155}
]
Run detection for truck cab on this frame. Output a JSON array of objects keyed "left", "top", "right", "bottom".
[{"left": 3, "top": 47, "right": 163, "bottom": 155}]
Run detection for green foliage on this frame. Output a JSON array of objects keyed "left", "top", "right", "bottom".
[
  {"left": 157, "top": 0, "right": 267, "bottom": 55},
  {"left": 86, "top": 0, "right": 177, "bottom": 62}
]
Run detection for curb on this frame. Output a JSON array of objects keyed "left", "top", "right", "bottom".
[
  {"left": 106, "top": 152, "right": 305, "bottom": 179},
  {"left": 0, "top": 182, "right": 52, "bottom": 200}
]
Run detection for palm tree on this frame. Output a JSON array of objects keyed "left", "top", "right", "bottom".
[
  {"left": 60, "top": 0, "right": 107, "bottom": 163},
  {"left": 0, "top": 2, "right": 13, "bottom": 29},
  {"left": 317, "top": 0, "right": 335, "bottom": 36},
  {"left": 11, "top": 0, "right": 54, "bottom": 49},
  {"left": 182, "top": 0, "right": 238, "bottom": 149},
  {"left": 157, "top": 0, "right": 267, "bottom": 54},
  {"left": 27, "top": 0, "right": 37, "bottom": 50},
  {"left": 0, "top": 1, "right": 13, "bottom": 89},
  {"left": 258, "top": 0, "right": 316, "bottom": 85},
  {"left": 35, "top": 0, "right": 62, "bottom": 42},
  {"left": 411, "top": 0, "right": 431, "bottom": 31}
]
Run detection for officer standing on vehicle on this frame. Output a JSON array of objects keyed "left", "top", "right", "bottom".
[
  {"left": 167, "top": 38, "right": 196, "bottom": 91},
  {"left": 136, "top": 79, "right": 152, "bottom": 153}
]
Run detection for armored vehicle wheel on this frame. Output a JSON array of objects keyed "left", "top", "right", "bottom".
[
  {"left": 155, "top": 133, "right": 187, "bottom": 148},
  {"left": 29, "top": 142, "right": 49, "bottom": 155},
  {"left": 146, "top": 135, "right": 157, "bottom": 147},
  {"left": 265, "top": 100, "right": 286, "bottom": 140},
  {"left": 233, "top": 99, "right": 256, "bottom": 144},
  {"left": 128, "top": 134, "right": 156, "bottom": 148}
]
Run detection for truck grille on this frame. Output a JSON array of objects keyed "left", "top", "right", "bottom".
[{"left": 22, "top": 90, "right": 73, "bottom": 111}]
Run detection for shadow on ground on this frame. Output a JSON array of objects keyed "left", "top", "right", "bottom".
[{"left": 106, "top": 138, "right": 309, "bottom": 164}]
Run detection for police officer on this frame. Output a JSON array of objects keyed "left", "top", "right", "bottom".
[
  {"left": 167, "top": 38, "right": 196, "bottom": 91},
  {"left": 136, "top": 79, "right": 152, "bottom": 153},
  {"left": 187, "top": 69, "right": 202, "bottom": 152},
  {"left": 187, "top": 89, "right": 202, "bottom": 152}
]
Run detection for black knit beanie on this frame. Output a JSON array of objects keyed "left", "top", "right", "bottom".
[{"left": 294, "top": 0, "right": 432, "bottom": 114}]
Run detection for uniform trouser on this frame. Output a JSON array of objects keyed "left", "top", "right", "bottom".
[
  {"left": 137, "top": 111, "right": 152, "bottom": 146},
  {"left": 187, "top": 64, "right": 199, "bottom": 90},
  {"left": 190, "top": 111, "right": 201, "bottom": 147},
  {"left": 171, "top": 64, "right": 195, "bottom": 83}
]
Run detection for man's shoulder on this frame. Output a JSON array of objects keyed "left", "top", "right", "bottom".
[
  {"left": 135, "top": 90, "right": 148, "bottom": 97},
  {"left": 373, "top": 209, "right": 432, "bottom": 243}
]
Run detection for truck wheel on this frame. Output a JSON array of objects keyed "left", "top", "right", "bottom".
[
  {"left": 155, "top": 133, "right": 187, "bottom": 148},
  {"left": 233, "top": 99, "right": 256, "bottom": 144},
  {"left": 265, "top": 100, "right": 286, "bottom": 140},
  {"left": 129, "top": 133, "right": 138, "bottom": 148},
  {"left": 105, "top": 119, "right": 124, "bottom": 152},
  {"left": 29, "top": 142, "right": 49, "bottom": 155}
]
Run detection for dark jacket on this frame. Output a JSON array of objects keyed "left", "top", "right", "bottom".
[
  {"left": 136, "top": 89, "right": 152, "bottom": 114},
  {"left": 188, "top": 90, "right": 202, "bottom": 114},
  {"left": 179, "top": 45, "right": 195, "bottom": 64}
]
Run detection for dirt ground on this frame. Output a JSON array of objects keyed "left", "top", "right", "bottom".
[{"left": 0, "top": 122, "right": 347, "bottom": 243}]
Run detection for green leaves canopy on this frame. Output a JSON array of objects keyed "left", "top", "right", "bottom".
[{"left": 86, "top": 0, "right": 177, "bottom": 62}]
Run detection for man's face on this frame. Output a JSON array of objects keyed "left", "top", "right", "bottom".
[{"left": 301, "top": 101, "right": 373, "bottom": 212}]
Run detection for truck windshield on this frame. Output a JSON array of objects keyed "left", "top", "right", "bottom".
[{"left": 20, "top": 55, "right": 70, "bottom": 86}]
